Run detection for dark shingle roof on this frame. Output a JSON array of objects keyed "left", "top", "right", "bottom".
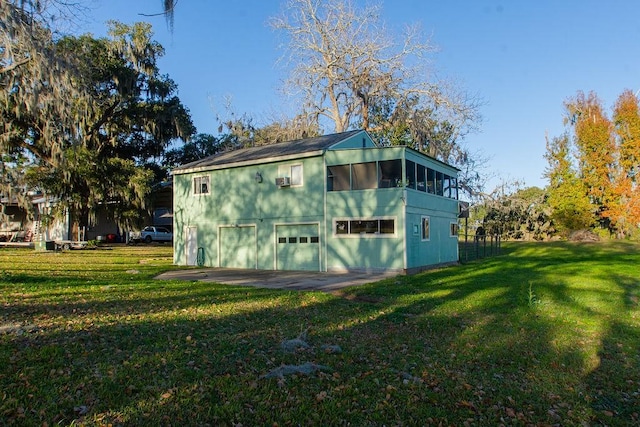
[{"left": 172, "top": 129, "right": 364, "bottom": 174}]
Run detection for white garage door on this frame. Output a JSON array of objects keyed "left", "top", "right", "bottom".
[{"left": 276, "top": 224, "right": 320, "bottom": 271}]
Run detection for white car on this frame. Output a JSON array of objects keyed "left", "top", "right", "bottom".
[{"left": 130, "top": 226, "right": 173, "bottom": 243}]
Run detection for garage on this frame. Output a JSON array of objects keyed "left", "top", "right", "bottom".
[
  {"left": 219, "top": 226, "right": 257, "bottom": 269},
  {"left": 276, "top": 223, "right": 320, "bottom": 271}
]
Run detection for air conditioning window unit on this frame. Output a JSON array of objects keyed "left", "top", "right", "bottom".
[{"left": 275, "top": 177, "right": 291, "bottom": 187}]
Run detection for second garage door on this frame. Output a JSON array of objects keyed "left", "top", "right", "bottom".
[
  {"left": 219, "top": 226, "right": 257, "bottom": 269},
  {"left": 276, "top": 224, "right": 320, "bottom": 271}
]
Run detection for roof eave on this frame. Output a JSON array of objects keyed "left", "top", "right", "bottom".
[{"left": 171, "top": 149, "right": 325, "bottom": 176}]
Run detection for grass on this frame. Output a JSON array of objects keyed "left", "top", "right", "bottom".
[{"left": 0, "top": 241, "right": 639, "bottom": 426}]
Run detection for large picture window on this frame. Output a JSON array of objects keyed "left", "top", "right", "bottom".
[
  {"left": 333, "top": 218, "right": 396, "bottom": 237},
  {"left": 193, "top": 176, "right": 210, "bottom": 195}
]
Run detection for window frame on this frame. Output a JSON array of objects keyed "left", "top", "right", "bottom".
[
  {"left": 193, "top": 175, "right": 210, "bottom": 196},
  {"left": 450, "top": 222, "right": 460, "bottom": 237},
  {"left": 405, "top": 159, "right": 416, "bottom": 189},
  {"left": 421, "top": 216, "right": 430, "bottom": 241},
  {"left": 278, "top": 163, "right": 304, "bottom": 187},
  {"left": 332, "top": 217, "right": 397, "bottom": 238}
]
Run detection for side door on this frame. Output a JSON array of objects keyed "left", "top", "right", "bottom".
[{"left": 185, "top": 226, "right": 198, "bottom": 266}]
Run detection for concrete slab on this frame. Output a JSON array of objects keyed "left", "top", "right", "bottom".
[{"left": 155, "top": 268, "right": 398, "bottom": 292}]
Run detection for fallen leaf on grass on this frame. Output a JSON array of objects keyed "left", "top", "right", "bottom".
[{"left": 457, "top": 400, "right": 477, "bottom": 411}]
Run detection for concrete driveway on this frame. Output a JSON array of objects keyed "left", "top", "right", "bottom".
[{"left": 155, "top": 268, "right": 398, "bottom": 292}]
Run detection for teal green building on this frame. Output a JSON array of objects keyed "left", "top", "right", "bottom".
[{"left": 172, "top": 130, "right": 461, "bottom": 273}]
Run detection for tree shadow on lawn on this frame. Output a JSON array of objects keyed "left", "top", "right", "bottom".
[
  {"left": 583, "top": 319, "right": 640, "bottom": 425},
  {"left": 2, "top": 241, "right": 639, "bottom": 425}
]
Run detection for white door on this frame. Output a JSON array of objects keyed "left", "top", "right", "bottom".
[{"left": 185, "top": 226, "right": 198, "bottom": 266}]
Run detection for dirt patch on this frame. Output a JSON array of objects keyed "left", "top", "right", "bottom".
[
  {"left": 568, "top": 230, "right": 600, "bottom": 242},
  {"left": 331, "top": 290, "right": 384, "bottom": 303}
]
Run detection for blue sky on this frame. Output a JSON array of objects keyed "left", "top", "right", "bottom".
[{"left": 82, "top": 1, "right": 640, "bottom": 191}]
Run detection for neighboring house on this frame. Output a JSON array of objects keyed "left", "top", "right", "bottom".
[
  {"left": 0, "top": 195, "right": 69, "bottom": 245},
  {"left": 1, "top": 182, "right": 174, "bottom": 245},
  {"left": 171, "top": 130, "right": 461, "bottom": 273}
]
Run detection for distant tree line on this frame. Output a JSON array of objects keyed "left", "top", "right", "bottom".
[
  {"left": 470, "top": 90, "right": 640, "bottom": 241},
  {"left": 545, "top": 90, "right": 640, "bottom": 239}
]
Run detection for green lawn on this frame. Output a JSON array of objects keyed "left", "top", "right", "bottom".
[{"left": 1, "top": 242, "right": 638, "bottom": 426}]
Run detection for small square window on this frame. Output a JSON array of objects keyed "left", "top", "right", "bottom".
[
  {"left": 300, "top": 236, "right": 308, "bottom": 243},
  {"left": 335, "top": 220, "right": 349, "bottom": 234},
  {"left": 288, "top": 237, "right": 297, "bottom": 243},
  {"left": 310, "top": 236, "right": 319, "bottom": 243},
  {"left": 278, "top": 164, "right": 303, "bottom": 186},
  {"left": 278, "top": 237, "right": 287, "bottom": 244},
  {"left": 379, "top": 219, "right": 395, "bottom": 234},
  {"left": 193, "top": 176, "right": 210, "bottom": 195}
]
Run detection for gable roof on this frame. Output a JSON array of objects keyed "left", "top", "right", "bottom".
[{"left": 172, "top": 129, "right": 366, "bottom": 175}]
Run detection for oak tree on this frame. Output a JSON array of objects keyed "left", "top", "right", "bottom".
[
  {"left": 270, "top": 0, "right": 483, "bottom": 196},
  {"left": 2, "top": 1, "right": 194, "bottom": 232}
]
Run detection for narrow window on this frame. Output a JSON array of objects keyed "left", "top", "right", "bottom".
[
  {"left": 416, "top": 164, "right": 426, "bottom": 192},
  {"left": 436, "top": 171, "right": 444, "bottom": 196},
  {"left": 450, "top": 177, "right": 458, "bottom": 199},
  {"left": 426, "top": 168, "right": 435, "bottom": 194},
  {"left": 421, "top": 216, "right": 430, "bottom": 241},
  {"left": 450, "top": 222, "right": 459, "bottom": 237},
  {"left": 405, "top": 160, "right": 416, "bottom": 189},
  {"left": 290, "top": 164, "right": 303, "bottom": 186},
  {"left": 443, "top": 174, "right": 451, "bottom": 198}
]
